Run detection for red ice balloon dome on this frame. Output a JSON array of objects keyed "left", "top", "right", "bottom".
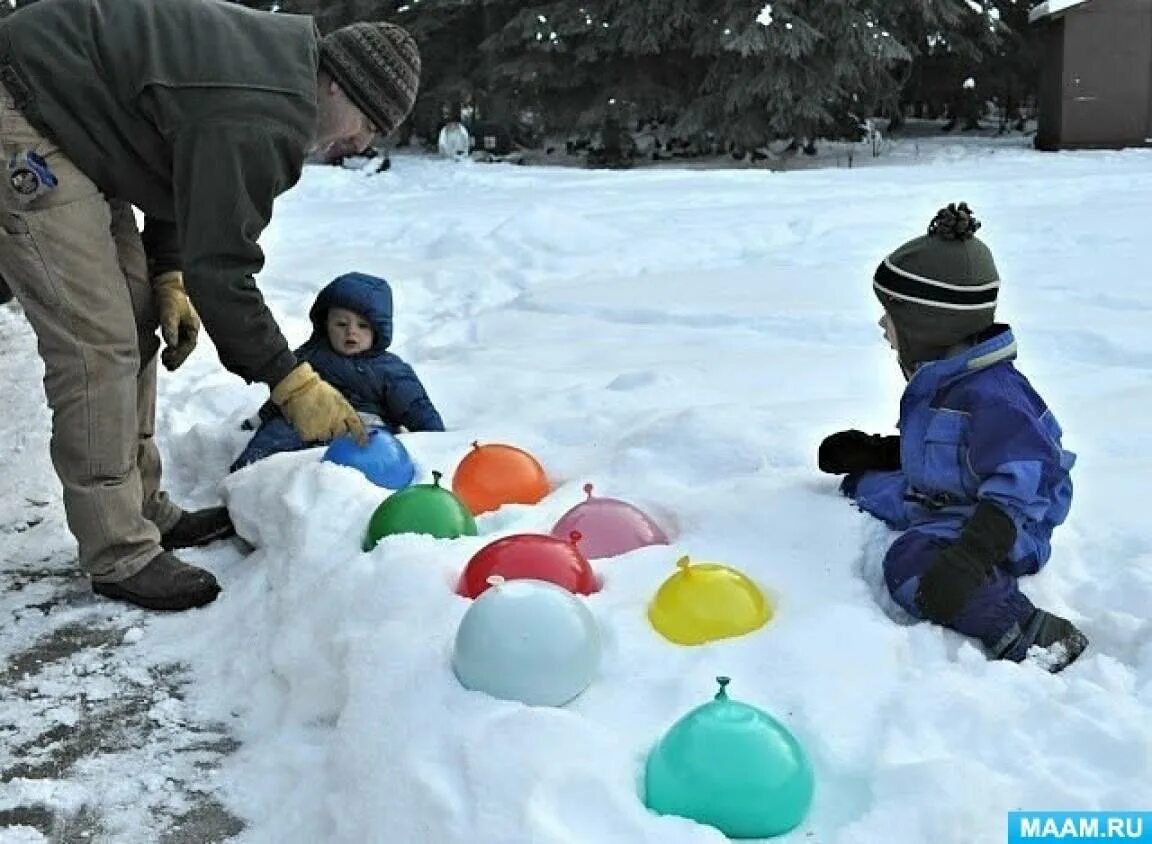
[{"left": 456, "top": 532, "right": 599, "bottom": 599}]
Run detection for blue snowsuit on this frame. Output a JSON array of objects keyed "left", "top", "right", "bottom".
[
  {"left": 231, "top": 272, "right": 444, "bottom": 471},
  {"left": 844, "top": 326, "right": 1075, "bottom": 651}
]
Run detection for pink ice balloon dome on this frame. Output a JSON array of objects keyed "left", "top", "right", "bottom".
[{"left": 549, "top": 483, "right": 670, "bottom": 560}]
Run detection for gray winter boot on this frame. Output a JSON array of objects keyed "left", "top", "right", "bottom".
[
  {"left": 93, "top": 552, "right": 221, "bottom": 611},
  {"left": 993, "top": 608, "right": 1088, "bottom": 673}
]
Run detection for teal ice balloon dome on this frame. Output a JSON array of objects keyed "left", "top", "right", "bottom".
[{"left": 644, "top": 677, "right": 814, "bottom": 839}]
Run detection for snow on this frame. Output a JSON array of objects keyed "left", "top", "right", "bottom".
[
  {"left": 1028, "top": 0, "right": 1091, "bottom": 24},
  {"left": 3, "top": 138, "right": 1152, "bottom": 842}
]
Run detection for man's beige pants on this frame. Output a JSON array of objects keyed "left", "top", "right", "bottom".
[{"left": 0, "top": 83, "right": 182, "bottom": 582}]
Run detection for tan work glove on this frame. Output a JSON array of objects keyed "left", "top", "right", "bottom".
[
  {"left": 152, "top": 271, "right": 201, "bottom": 371},
  {"left": 272, "top": 362, "right": 367, "bottom": 444}
]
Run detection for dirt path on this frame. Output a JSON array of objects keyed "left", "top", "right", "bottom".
[{"left": 0, "top": 304, "right": 243, "bottom": 844}]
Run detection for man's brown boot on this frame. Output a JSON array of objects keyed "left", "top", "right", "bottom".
[{"left": 93, "top": 552, "right": 221, "bottom": 611}]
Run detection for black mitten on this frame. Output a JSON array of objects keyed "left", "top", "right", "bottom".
[
  {"left": 818, "top": 430, "right": 901, "bottom": 474},
  {"left": 915, "top": 501, "right": 1017, "bottom": 624}
]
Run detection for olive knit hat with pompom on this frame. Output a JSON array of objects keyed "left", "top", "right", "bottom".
[{"left": 873, "top": 202, "right": 1000, "bottom": 369}]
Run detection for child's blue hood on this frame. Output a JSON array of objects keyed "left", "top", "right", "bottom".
[{"left": 308, "top": 272, "right": 393, "bottom": 353}]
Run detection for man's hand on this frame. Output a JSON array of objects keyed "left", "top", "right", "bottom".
[
  {"left": 153, "top": 271, "right": 200, "bottom": 371},
  {"left": 272, "top": 363, "right": 367, "bottom": 444}
]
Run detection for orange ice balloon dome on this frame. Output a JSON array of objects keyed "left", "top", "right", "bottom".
[{"left": 451, "top": 441, "right": 550, "bottom": 516}]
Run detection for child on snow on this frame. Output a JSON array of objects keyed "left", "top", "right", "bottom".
[
  {"left": 231, "top": 271, "right": 444, "bottom": 471},
  {"left": 818, "top": 203, "right": 1088, "bottom": 673}
]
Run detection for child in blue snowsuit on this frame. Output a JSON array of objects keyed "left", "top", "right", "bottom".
[
  {"left": 231, "top": 272, "right": 444, "bottom": 470},
  {"left": 818, "top": 203, "right": 1087, "bottom": 672}
]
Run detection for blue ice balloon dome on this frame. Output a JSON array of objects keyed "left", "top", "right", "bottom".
[{"left": 322, "top": 427, "right": 415, "bottom": 490}]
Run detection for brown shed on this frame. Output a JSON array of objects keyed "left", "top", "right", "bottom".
[{"left": 1031, "top": 0, "right": 1152, "bottom": 150}]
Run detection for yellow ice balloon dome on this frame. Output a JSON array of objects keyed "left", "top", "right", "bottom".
[{"left": 648, "top": 556, "right": 772, "bottom": 646}]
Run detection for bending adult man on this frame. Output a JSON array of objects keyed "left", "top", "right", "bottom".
[{"left": 0, "top": 0, "right": 420, "bottom": 611}]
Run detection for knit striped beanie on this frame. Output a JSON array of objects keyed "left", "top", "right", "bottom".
[
  {"left": 319, "top": 22, "right": 421, "bottom": 137},
  {"left": 873, "top": 202, "right": 1000, "bottom": 368}
]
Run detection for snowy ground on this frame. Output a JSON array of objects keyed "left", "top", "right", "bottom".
[{"left": 2, "top": 139, "right": 1152, "bottom": 843}]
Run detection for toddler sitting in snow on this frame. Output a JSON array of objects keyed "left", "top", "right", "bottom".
[
  {"left": 818, "top": 203, "right": 1088, "bottom": 673},
  {"left": 231, "top": 271, "right": 444, "bottom": 471}
]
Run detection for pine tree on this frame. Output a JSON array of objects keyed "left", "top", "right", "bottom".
[
  {"left": 392, "top": 0, "right": 486, "bottom": 137},
  {"left": 891, "top": 0, "right": 1011, "bottom": 131},
  {"left": 280, "top": 0, "right": 388, "bottom": 31},
  {"left": 675, "top": 2, "right": 914, "bottom": 145},
  {"left": 478, "top": 0, "right": 1004, "bottom": 147},
  {"left": 290, "top": 0, "right": 1029, "bottom": 151},
  {"left": 984, "top": 0, "right": 1040, "bottom": 131},
  {"left": 479, "top": 2, "right": 620, "bottom": 132}
]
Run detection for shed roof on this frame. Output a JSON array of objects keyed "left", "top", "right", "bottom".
[{"left": 1028, "top": 0, "right": 1091, "bottom": 23}]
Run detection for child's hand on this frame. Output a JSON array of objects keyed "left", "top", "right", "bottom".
[
  {"left": 914, "top": 500, "right": 1016, "bottom": 624},
  {"left": 914, "top": 545, "right": 990, "bottom": 623},
  {"left": 818, "top": 430, "right": 901, "bottom": 474}
]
